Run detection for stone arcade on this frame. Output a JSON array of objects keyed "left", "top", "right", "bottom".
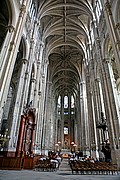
[{"left": 0, "top": 0, "right": 120, "bottom": 170}]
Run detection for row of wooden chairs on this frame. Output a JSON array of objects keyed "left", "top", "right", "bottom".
[
  {"left": 70, "top": 160, "right": 118, "bottom": 175},
  {"left": 34, "top": 159, "right": 57, "bottom": 171}
]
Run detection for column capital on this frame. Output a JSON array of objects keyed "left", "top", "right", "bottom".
[
  {"left": 9, "top": 41, "right": 14, "bottom": 51},
  {"left": 31, "top": 78, "right": 36, "bottom": 83},
  {"left": 7, "top": 25, "right": 15, "bottom": 33},
  {"left": 89, "top": 58, "right": 94, "bottom": 61},
  {"left": 19, "top": 5, "right": 26, "bottom": 17},
  {"left": 25, "top": 72, "right": 29, "bottom": 78},
  {"left": 80, "top": 81, "right": 85, "bottom": 85},
  {"left": 89, "top": 90, "right": 93, "bottom": 95},
  {"left": 38, "top": 91, "right": 41, "bottom": 96},
  {"left": 115, "top": 40, "right": 120, "bottom": 51},
  {"left": 91, "top": 19, "right": 96, "bottom": 24},
  {"left": 103, "top": 57, "right": 110, "bottom": 64},
  {"left": 86, "top": 72, "right": 90, "bottom": 77},
  {"left": 104, "top": 1, "right": 112, "bottom": 15},
  {"left": 80, "top": 96, "right": 83, "bottom": 99},
  {"left": 22, "top": 0, "right": 27, "bottom": 6},
  {"left": 40, "top": 41, "right": 44, "bottom": 48},
  {"left": 83, "top": 58, "right": 86, "bottom": 62},
  {"left": 116, "top": 23, "right": 120, "bottom": 30},
  {"left": 86, "top": 42, "right": 91, "bottom": 46},
  {"left": 47, "top": 81, "right": 52, "bottom": 85},
  {"left": 20, "top": 4, "right": 26, "bottom": 12},
  {"left": 95, "top": 37, "right": 100, "bottom": 42},
  {"left": 44, "top": 58, "right": 49, "bottom": 64},
  {"left": 42, "top": 73, "right": 45, "bottom": 79},
  {"left": 22, "top": 58, "right": 28, "bottom": 64},
  {"left": 30, "top": 38, "right": 35, "bottom": 44},
  {"left": 95, "top": 77, "right": 101, "bottom": 82},
  {"left": 37, "top": 60, "right": 41, "bottom": 65},
  {"left": 34, "top": 18, "right": 39, "bottom": 25}
]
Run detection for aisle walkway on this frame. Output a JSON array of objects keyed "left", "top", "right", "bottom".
[{"left": 59, "top": 158, "right": 71, "bottom": 171}]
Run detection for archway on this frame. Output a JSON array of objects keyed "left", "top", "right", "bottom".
[{"left": 0, "top": 0, "right": 9, "bottom": 50}]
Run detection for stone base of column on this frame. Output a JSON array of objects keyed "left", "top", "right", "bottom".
[
  {"left": 91, "top": 150, "right": 99, "bottom": 160},
  {"left": 111, "top": 149, "right": 120, "bottom": 170}
]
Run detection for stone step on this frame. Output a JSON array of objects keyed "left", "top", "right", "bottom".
[{"left": 59, "top": 158, "right": 71, "bottom": 171}]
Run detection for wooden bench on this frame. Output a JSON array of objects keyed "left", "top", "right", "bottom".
[{"left": 70, "top": 161, "right": 118, "bottom": 175}]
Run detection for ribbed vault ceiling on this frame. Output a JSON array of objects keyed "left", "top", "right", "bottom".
[{"left": 39, "top": 0, "right": 93, "bottom": 98}]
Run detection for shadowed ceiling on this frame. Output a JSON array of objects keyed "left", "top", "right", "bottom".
[{"left": 39, "top": 0, "right": 93, "bottom": 98}]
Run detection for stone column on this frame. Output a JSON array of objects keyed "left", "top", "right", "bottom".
[
  {"left": 103, "top": 0, "right": 120, "bottom": 76},
  {"left": 39, "top": 59, "right": 49, "bottom": 152},
  {"left": 23, "top": 38, "right": 35, "bottom": 105},
  {"left": 29, "top": 78, "right": 36, "bottom": 104},
  {"left": 33, "top": 43, "right": 44, "bottom": 153},
  {"left": 37, "top": 72, "right": 45, "bottom": 153},
  {"left": 87, "top": 58, "right": 99, "bottom": 156},
  {"left": 68, "top": 95, "right": 71, "bottom": 148},
  {"left": 43, "top": 81, "right": 54, "bottom": 150},
  {"left": 115, "top": 23, "right": 120, "bottom": 37},
  {"left": 103, "top": 58, "right": 119, "bottom": 139},
  {"left": 61, "top": 95, "right": 64, "bottom": 149},
  {"left": 55, "top": 99, "right": 59, "bottom": 146},
  {"left": 0, "top": 87, "right": 13, "bottom": 132},
  {"left": 69, "top": 96, "right": 74, "bottom": 145},
  {"left": 83, "top": 81, "right": 89, "bottom": 150},
  {"left": 91, "top": 91, "right": 99, "bottom": 159},
  {"left": 102, "top": 57, "right": 120, "bottom": 168},
  {"left": 33, "top": 43, "right": 44, "bottom": 108},
  {"left": 95, "top": 78, "right": 105, "bottom": 114},
  {"left": 95, "top": 77, "right": 106, "bottom": 145},
  {"left": 0, "top": 1, "right": 30, "bottom": 126},
  {"left": 0, "top": 25, "right": 15, "bottom": 81},
  {"left": 80, "top": 82, "right": 84, "bottom": 149},
  {"left": 85, "top": 71, "right": 92, "bottom": 151},
  {"left": 57, "top": 119, "right": 61, "bottom": 144},
  {"left": 8, "top": 58, "right": 28, "bottom": 152},
  {"left": 76, "top": 96, "right": 81, "bottom": 150},
  {"left": 52, "top": 96, "right": 57, "bottom": 150},
  {"left": 80, "top": 81, "right": 89, "bottom": 151},
  {"left": 34, "top": 91, "right": 41, "bottom": 153}
]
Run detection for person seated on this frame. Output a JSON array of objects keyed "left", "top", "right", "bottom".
[
  {"left": 56, "top": 155, "right": 61, "bottom": 163},
  {"left": 89, "top": 157, "right": 95, "bottom": 163},
  {"left": 50, "top": 158, "right": 59, "bottom": 168}
]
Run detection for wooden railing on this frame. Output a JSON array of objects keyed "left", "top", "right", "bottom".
[
  {"left": 0, "top": 156, "right": 61, "bottom": 170},
  {"left": 0, "top": 157, "right": 22, "bottom": 170},
  {"left": 0, "top": 156, "right": 41, "bottom": 170}
]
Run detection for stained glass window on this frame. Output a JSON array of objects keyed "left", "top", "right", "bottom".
[{"left": 64, "top": 96, "right": 68, "bottom": 108}]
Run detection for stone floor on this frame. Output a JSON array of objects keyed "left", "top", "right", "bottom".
[
  {"left": 0, "top": 158, "right": 119, "bottom": 180},
  {"left": 0, "top": 170, "right": 120, "bottom": 180}
]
